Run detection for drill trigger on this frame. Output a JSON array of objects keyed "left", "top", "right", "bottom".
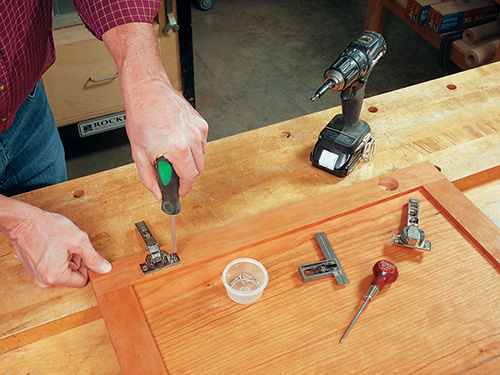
[{"left": 341, "top": 87, "right": 356, "bottom": 101}]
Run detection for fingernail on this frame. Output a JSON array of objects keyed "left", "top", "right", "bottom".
[{"left": 101, "top": 260, "right": 112, "bottom": 273}]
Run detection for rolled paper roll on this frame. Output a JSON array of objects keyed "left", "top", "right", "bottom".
[
  {"left": 465, "top": 39, "right": 500, "bottom": 68},
  {"left": 463, "top": 21, "right": 500, "bottom": 45}
]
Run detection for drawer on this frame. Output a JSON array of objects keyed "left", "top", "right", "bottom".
[
  {"left": 42, "top": 21, "right": 180, "bottom": 127},
  {"left": 42, "top": 25, "right": 124, "bottom": 126}
]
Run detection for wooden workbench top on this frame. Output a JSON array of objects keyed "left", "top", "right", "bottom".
[{"left": 1, "top": 62, "right": 499, "bottom": 374}]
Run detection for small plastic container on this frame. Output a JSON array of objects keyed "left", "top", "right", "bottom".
[{"left": 222, "top": 258, "right": 269, "bottom": 304}]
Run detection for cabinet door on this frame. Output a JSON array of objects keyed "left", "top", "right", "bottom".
[{"left": 90, "top": 163, "right": 500, "bottom": 374}]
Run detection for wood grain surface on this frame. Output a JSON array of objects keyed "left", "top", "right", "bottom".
[
  {"left": 90, "top": 163, "right": 500, "bottom": 374},
  {"left": 1, "top": 62, "right": 499, "bottom": 374},
  {"left": 98, "top": 286, "right": 167, "bottom": 375}
]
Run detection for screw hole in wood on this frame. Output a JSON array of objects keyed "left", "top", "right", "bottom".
[
  {"left": 378, "top": 177, "right": 399, "bottom": 191},
  {"left": 280, "top": 131, "right": 291, "bottom": 138},
  {"left": 72, "top": 189, "right": 85, "bottom": 198}
]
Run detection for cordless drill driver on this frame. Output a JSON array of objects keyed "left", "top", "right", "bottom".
[{"left": 310, "top": 30, "right": 387, "bottom": 177}]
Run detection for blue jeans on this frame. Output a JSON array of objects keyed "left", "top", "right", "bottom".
[{"left": 0, "top": 82, "right": 67, "bottom": 196}]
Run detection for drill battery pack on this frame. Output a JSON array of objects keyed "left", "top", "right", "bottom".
[{"left": 310, "top": 114, "right": 374, "bottom": 177}]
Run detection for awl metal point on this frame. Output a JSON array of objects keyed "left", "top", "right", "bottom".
[{"left": 339, "top": 260, "right": 399, "bottom": 343}]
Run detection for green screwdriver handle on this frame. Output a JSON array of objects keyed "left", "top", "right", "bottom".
[{"left": 155, "top": 156, "right": 181, "bottom": 215}]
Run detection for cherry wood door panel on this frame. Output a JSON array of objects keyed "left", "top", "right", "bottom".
[{"left": 91, "top": 162, "right": 500, "bottom": 374}]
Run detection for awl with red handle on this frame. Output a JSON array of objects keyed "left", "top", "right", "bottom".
[{"left": 339, "top": 260, "right": 399, "bottom": 343}]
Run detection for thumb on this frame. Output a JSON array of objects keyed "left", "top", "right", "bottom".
[{"left": 79, "top": 244, "right": 112, "bottom": 274}]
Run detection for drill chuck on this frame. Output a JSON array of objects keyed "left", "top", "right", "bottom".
[
  {"left": 311, "top": 30, "right": 387, "bottom": 101},
  {"left": 310, "top": 73, "right": 343, "bottom": 102}
]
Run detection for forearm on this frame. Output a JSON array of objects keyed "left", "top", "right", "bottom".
[{"left": 102, "top": 22, "right": 171, "bottom": 99}]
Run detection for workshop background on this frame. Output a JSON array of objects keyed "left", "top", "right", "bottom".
[{"left": 65, "top": 0, "right": 459, "bottom": 179}]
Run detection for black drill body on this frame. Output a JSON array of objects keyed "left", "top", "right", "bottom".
[{"left": 310, "top": 31, "right": 387, "bottom": 177}]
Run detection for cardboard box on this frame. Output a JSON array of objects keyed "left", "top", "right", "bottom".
[
  {"left": 427, "top": 0, "right": 500, "bottom": 34},
  {"left": 406, "top": 0, "right": 443, "bottom": 25}
]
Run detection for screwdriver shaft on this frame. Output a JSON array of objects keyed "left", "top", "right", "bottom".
[
  {"left": 170, "top": 216, "right": 177, "bottom": 254},
  {"left": 339, "top": 297, "right": 370, "bottom": 343}
]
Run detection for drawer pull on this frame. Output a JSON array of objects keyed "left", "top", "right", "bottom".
[
  {"left": 163, "top": 0, "right": 180, "bottom": 35},
  {"left": 88, "top": 73, "right": 118, "bottom": 83}
]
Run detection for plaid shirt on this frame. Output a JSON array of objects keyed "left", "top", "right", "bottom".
[{"left": 0, "top": 0, "right": 160, "bottom": 133}]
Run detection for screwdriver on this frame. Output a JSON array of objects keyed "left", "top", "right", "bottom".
[
  {"left": 339, "top": 260, "right": 399, "bottom": 343},
  {"left": 155, "top": 156, "right": 181, "bottom": 257}
]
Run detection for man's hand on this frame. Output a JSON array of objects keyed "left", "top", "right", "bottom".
[
  {"left": 1, "top": 196, "right": 112, "bottom": 288},
  {"left": 103, "top": 23, "right": 208, "bottom": 199},
  {"left": 122, "top": 78, "right": 208, "bottom": 199}
]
